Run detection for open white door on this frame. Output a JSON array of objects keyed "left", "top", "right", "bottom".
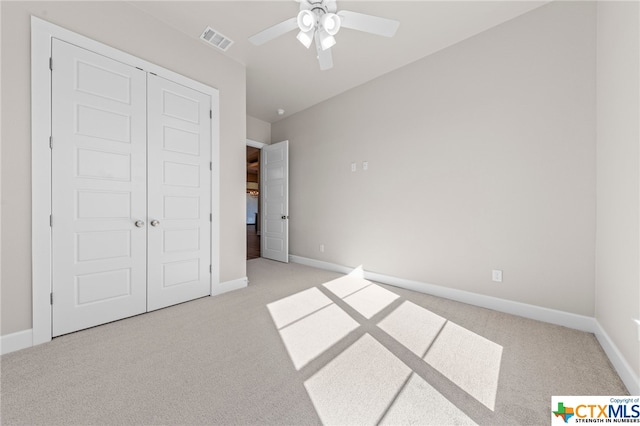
[{"left": 261, "top": 140, "right": 289, "bottom": 262}]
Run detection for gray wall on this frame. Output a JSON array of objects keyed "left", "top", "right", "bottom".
[
  {"left": 272, "top": 1, "right": 597, "bottom": 316},
  {"left": 595, "top": 2, "right": 640, "bottom": 380},
  {"left": 1, "top": 1, "right": 247, "bottom": 335},
  {"left": 247, "top": 116, "right": 272, "bottom": 145}
]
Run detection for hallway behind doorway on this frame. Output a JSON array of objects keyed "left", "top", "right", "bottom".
[{"left": 247, "top": 224, "right": 260, "bottom": 260}]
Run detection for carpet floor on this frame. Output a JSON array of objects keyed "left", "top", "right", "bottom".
[{"left": 0, "top": 258, "right": 628, "bottom": 425}]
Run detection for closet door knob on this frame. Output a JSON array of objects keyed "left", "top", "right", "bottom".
[
  {"left": 150, "top": 220, "right": 160, "bottom": 227},
  {"left": 134, "top": 220, "right": 145, "bottom": 228}
]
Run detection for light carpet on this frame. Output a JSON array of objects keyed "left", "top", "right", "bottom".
[{"left": 0, "top": 258, "right": 628, "bottom": 425}]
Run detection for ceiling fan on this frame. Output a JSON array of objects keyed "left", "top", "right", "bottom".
[{"left": 248, "top": 0, "right": 400, "bottom": 71}]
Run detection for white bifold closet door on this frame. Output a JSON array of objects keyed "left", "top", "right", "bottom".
[
  {"left": 51, "top": 39, "right": 211, "bottom": 337},
  {"left": 51, "top": 39, "right": 148, "bottom": 336},
  {"left": 146, "top": 74, "right": 211, "bottom": 311}
]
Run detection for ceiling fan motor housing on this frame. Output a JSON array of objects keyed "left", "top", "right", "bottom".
[
  {"left": 300, "top": 0, "right": 338, "bottom": 15},
  {"left": 298, "top": 0, "right": 342, "bottom": 41},
  {"left": 299, "top": 0, "right": 339, "bottom": 27}
]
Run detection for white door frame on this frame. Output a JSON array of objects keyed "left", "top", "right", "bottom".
[
  {"left": 246, "top": 139, "right": 267, "bottom": 150},
  {"left": 31, "top": 17, "right": 220, "bottom": 346}
]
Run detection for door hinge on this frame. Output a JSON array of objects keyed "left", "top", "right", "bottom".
[
  {"left": 49, "top": 136, "right": 53, "bottom": 149},
  {"left": 49, "top": 215, "right": 52, "bottom": 227},
  {"left": 50, "top": 292, "right": 53, "bottom": 305},
  {"left": 210, "top": 213, "right": 212, "bottom": 222},
  {"left": 209, "top": 265, "right": 212, "bottom": 274},
  {"left": 49, "top": 57, "right": 53, "bottom": 71},
  {"left": 210, "top": 110, "right": 212, "bottom": 119},
  {"left": 209, "top": 161, "right": 212, "bottom": 171}
]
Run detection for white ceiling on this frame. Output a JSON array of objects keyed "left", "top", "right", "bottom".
[{"left": 130, "top": 1, "right": 548, "bottom": 123}]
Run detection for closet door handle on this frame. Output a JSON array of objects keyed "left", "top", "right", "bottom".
[
  {"left": 150, "top": 220, "right": 160, "bottom": 227},
  {"left": 134, "top": 220, "right": 145, "bottom": 228}
]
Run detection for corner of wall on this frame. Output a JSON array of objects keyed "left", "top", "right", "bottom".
[{"left": 246, "top": 115, "right": 271, "bottom": 145}]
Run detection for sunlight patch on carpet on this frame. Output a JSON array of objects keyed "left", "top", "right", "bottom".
[
  {"left": 424, "top": 321, "right": 503, "bottom": 410},
  {"left": 342, "top": 284, "right": 400, "bottom": 319},
  {"left": 322, "top": 274, "right": 370, "bottom": 299},
  {"left": 379, "top": 373, "right": 477, "bottom": 425},
  {"left": 278, "top": 304, "right": 359, "bottom": 370},
  {"left": 304, "top": 334, "right": 410, "bottom": 425},
  {"left": 268, "top": 269, "right": 504, "bottom": 420},
  {"left": 377, "top": 301, "right": 447, "bottom": 357},
  {"left": 267, "top": 287, "right": 333, "bottom": 329}
]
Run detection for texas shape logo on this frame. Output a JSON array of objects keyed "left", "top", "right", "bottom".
[{"left": 553, "top": 402, "right": 575, "bottom": 423}]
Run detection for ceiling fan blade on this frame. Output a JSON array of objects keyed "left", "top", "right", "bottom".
[
  {"left": 316, "top": 39, "right": 333, "bottom": 71},
  {"left": 249, "top": 17, "right": 298, "bottom": 46},
  {"left": 337, "top": 10, "right": 399, "bottom": 37}
]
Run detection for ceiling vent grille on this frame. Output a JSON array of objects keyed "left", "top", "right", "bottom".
[{"left": 200, "top": 26, "right": 234, "bottom": 52}]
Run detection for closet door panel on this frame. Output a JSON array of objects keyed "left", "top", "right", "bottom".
[
  {"left": 51, "top": 39, "right": 148, "bottom": 336},
  {"left": 147, "top": 74, "right": 211, "bottom": 311}
]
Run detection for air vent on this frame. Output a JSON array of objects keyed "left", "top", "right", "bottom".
[{"left": 200, "top": 26, "right": 234, "bottom": 52}]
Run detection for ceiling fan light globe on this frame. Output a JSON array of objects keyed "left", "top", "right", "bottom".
[
  {"left": 297, "top": 10, "right": 316, "bottom": 33},
  {"left": 319, "top": 31, "right": 336, "bottom": 51},
  {"left": 320, "top": 13, "right": 341, "bottom": 36},
  {"left": 296, "top": 29, "right": 314, "bottom": 49}
]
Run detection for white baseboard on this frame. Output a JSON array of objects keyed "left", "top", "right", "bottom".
[
  {"left": 291, "top": 255, "right": 595, "bottom": 331},
  {"left": 290, "top": 255, "right": 355, "bottom": 275},
  {"left": 1, "top": 329, "right": 33, "bottom": 355},
  {"left": 212, "top": 277, "right": 248, "bottom": 296},
  {"left": 594, "top": 322, "right": 640, "bottom": 395},
  {"left": 290, "top": 255, "right": 638, "bottom": 393},
  {"left": 365, "top": 269, "right": 597, "bottom": 333}
]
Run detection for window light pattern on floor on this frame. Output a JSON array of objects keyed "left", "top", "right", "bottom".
[
  {"left": 267, "top": 287, "right": 359, "bottom": 370},
  {"left": 266, "top": 266, "right": 503, "bottom": 424}
]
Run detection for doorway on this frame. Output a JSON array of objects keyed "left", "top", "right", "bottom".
[
  {"left": 247, "top": 146, "right": 261, "bottom": 259},
  {"left": 245, "top": 139, "right": 288, "bottom": 262}
]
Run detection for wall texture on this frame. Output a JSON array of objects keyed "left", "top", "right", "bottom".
[
  {"left": 595, "top": 1, "right": 640, "bottom": 381},
  {"left": 272, "top": 1, "right": 597, "bottom": 316},
  {"left": 247, "top": 116, "right": 272, "bottom": 145},
  {"left": 0, "top": 1, "right": 247, "bottom": 335}
]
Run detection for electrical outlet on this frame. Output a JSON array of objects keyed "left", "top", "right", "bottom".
[
  {"left": 351, "top": 162, "right": 357, "bottom": 172},
  {"left": 492, "top": 270, "right": 503, "bottom": 282},
  {"left": 319, "top": 244, "right": 325, "bottom": 253},
  {"left": 363, "top": 161, "right": 368, "bottom": 171}
]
